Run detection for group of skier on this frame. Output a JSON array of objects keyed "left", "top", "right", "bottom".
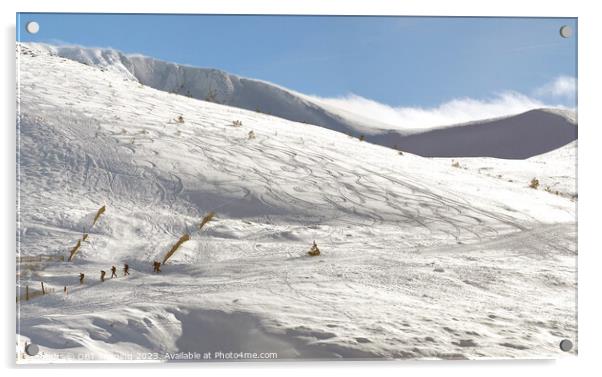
[
  {"left": 78, "top": 261, "right": 168, "bottom": 283},
  {"left": 78, "top": 241, "right": 319, "bottom": 284},
  {"left": 79, "top": 263, "right": 130, "bottom": 284}
]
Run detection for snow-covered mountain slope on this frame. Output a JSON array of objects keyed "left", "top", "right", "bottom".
[
  {"left": 437, "top": 141, "right": 577, "bottom": 200},
  {"left": 25, "top": 42, "right": 576, "bottom": 159},
  {"left": 27, "top": 42, "right": 384, "bottom": 136},
  {"left": 376, "top": 109, "right": 577, "bottom": 159},
  {"left": 16, "top": 43, "right": 576, "bottom": 362}
]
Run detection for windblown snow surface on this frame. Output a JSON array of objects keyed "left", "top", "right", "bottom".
[{"left": 16, "top": 43, "right": 577, "bottom": 363}]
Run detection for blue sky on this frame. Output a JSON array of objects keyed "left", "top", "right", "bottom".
[{"left": 17, "top": 14, "right": 577, "bottom": 110}]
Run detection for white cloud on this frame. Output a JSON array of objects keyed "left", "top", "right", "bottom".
[
  {"left": 534, "top": 76, "right": 577, "bottom": 99},
  {"left": 308, "top": 91, "right": 549, "bottom": 133},
  {"left": 306, "top": 77, "right": 575, "bottom": 133}
]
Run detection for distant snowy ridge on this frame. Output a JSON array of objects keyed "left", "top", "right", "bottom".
[
  {"left": 22, "top": 42, "right": 577, "bottom": 158},
  {"left": 375, "top": 109, "right": 577, "bottom": 159},
  {"left": 25, "top": 42, "right": 375, "bottom": 136}
]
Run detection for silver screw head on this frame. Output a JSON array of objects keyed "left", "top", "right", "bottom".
[
  {"left": 559, "top": 339, "right": 573, "bottom": 352},
  {"left": 25, "top": 343, "right": 39, "bottom": 356},
  {"left": 560, "top": 25, "right": 572, "bottom": 38}
]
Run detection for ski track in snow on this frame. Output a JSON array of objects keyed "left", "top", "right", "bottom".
[{"left": 16, "top": 43, "right": 577, "bottom": 362}]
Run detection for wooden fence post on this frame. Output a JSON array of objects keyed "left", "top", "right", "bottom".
[
  {"left": 25, "top": 285, "right": 29, "bottom": 301},
  {"left": 41, "top": 282, "right": 45, "bottom": 295}
]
